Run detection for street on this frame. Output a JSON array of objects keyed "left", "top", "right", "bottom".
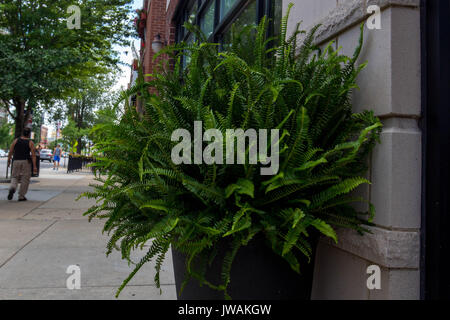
[{"left": 0, "top": 164, "right": 176, "bottom": 299}]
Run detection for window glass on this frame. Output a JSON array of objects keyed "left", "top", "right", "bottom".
[
  {"left": 273, "top": 0, "right": 282, "bottom": 41},
  {"left": 176, "top": 22, "right": 184, "bottom": 42},
  {"left": 186, "top": 32, "right": 195, "bottom": 45},
  {"left": 220, "top": 0, "right": 239, "bottom": 21},
  {"left": 222, "top": 0, "right": 257, "bottom": 48},
  {"left": 200, "top": 1, "right": 215, "bottom": 39},
  {"left": 181, "top": 0, "right": 198, "bottom": 38},
  {"left": 187, "top": 1, "right": 198, "bottom": 25},
  {"left": 176, "top": 0, "right": 278, "bottom": 64},
  {"left": 183, "top": 33, "right": 195, "bottom": 69}
]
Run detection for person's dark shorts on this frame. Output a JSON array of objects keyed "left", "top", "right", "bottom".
[{"left": 54, "top": 156, "right": 60, "bottom": 162}]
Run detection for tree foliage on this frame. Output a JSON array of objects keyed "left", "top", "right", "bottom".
[
  {"left": 0, "top": 0, "right": 133, "bottom": 137},
  {"left": 0, "top": 117, "right": 13, "bottom": 149},
  {"left": 56, "top": 75, "right": 118, "bottom": 154}
]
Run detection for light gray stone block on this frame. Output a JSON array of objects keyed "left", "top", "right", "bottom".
[
  {"left": 284, "top": 0, "right": 338, "bottom": 34},
  {"left": 312, "top": 239, "right": 420, "bottom": 299},
  {"left": 337, "top": 7, "right": 421, "bottom": 117},
  {"left": 367, "top": 0, "right": 419, "bottom": 10},
  {"left": 390, "top": 7, "right": 421, "bottom": 117},
  {"left": 338, "top": 15, "right": 391, "bottom": 115},
  {"left": 312, "top": 241, "right": 369, "bottom": 299},
  {"left": 322, "top": 226, "right": 420, "bottom": 268},
  {"left": 371, "top": 118, "right": 422, "bottom": 229},
  {"left": 285, "top": 0, "right": 422, "bottom": 301},
  {"left": 316, "top": 0, "right": 365, "bottom": 44},
  {"left": 311, "top": 0, "right": 419, "bottom": 44},
  {"left": 368, "top": 267, "right": 420, "bottom": 299}
]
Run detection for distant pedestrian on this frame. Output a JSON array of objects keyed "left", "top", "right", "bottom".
[
  {"left": 34, "top": 144, "right": 42, "bottom": 177},
  {"left": 53, "top": 144, "right": 62, "bottom": 171},
  {"left": 7, "top": 128, "right": 38, "bottom": 201}
]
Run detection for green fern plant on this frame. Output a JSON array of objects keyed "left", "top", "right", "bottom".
[{"left": 83, "top": 6, "right": 381, "bottom": 299}]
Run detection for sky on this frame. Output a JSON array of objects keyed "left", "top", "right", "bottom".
[{"left": 114, "top": 0, "right": 143, "bottom": 91}]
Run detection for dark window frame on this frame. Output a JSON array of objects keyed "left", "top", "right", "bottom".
[
  {"left": 421, "top": 0, "right": 450, "bottom": 300},
  {"left": 173, "top": 0, "right": 277, "bottom": 70},
  {"left": 174, "top": 0, "right": 275, "bottom": 45}
]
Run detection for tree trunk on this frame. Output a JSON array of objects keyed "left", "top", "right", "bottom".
[
  {"left": 76, "top": 137, "right": 82, "bottom": 154},
  {"left": 76, "top": 102, "right": 84, "bottom": 155},
  {"left": 14, "top": 98, "right": 26, "bottom": 138}
]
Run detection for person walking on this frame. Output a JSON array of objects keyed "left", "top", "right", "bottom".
[
  {"left": 34, "top": 144, "right": 42, "bottom": 177},
  {"left": 52, "top": 144, "right": 62, "bottom": 171},
  {"left": 7, "top": 128, "right": 38, "bottom": 201}
]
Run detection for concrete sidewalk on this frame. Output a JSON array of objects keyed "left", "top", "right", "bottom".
[{"left": 0, "top": 168, "right": 176, "bottom": 300}]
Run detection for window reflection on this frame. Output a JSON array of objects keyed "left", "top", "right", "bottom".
[
  {"left": 177, "top": 0, "right": 279, "bottom": 66},
  {"left": 183, "top": 33, "right": 195, "bottom": 69},
  {"left": 222, "top": 0, "right": 257, "bottom": 48},
  {"left": 200, "top": 1, "right": 215, "bottom": 39},
  {"left": 187, "top": 2, "right": 197, "bottom": 25},
  {"left": 220, "top": 0, "right": 239, "bottom": 21}
]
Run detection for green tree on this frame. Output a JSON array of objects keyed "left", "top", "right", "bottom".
[
  {"left": 0, "top": 118, "right": 13, "bottom": 149},
  {"left": 30, "top": 107, "right": 45, "bottom": 145},
  {"left": 61, "top": 118, "right": 89, "bottom": 154},
  {"left": 47, "top": 140, "right": 58, "bottom": 151},
  {"left": 58, "top": 75, "right": 118, "bottom": 154},
  {"left": 0, "top": 0, "right": 133, "bottom": 138}
]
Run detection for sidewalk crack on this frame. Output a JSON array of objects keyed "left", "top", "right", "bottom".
[
  {"left": 20, "top": 179, "right": 82, "bottom": 219},
  {"left": 0, "top": 220, "right": 58, "bottom": 269}
]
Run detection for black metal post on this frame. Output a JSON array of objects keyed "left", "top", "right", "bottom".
[{"left": 422, "top": 0, "right": 450, "bottom": 300}]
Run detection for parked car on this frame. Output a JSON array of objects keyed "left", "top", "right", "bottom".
[
  {"left": 0, "top": 150, "right": 7, "bottom": 157},
  {"left": 40, "top": 149, "right": 53, "bottom": 162}
]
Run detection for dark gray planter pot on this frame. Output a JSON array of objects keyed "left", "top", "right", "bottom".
[{"left": 171, "top": 234, "right": 318, "bottom": 300}]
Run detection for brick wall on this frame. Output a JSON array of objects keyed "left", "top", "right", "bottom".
[
  {"left": 138, "top": 0, "right": 181, "bottom": 91},
  {"left": 166, "top": 0, "right": 180, "bottom": 46},
  {"left": 142, "top": 0, "right": 168, "bottom": 92}
]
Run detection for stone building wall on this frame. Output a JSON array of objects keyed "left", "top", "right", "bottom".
[{"left": 283, "top": 0, "right": 422, "bottom": 299}]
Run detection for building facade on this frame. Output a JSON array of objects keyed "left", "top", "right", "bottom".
[
  {"left": 136, "top": 0, "right": 449, "bottom": 300},
  {"left": 40, "top": 126, "right": 48, "bottom": 147}
]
